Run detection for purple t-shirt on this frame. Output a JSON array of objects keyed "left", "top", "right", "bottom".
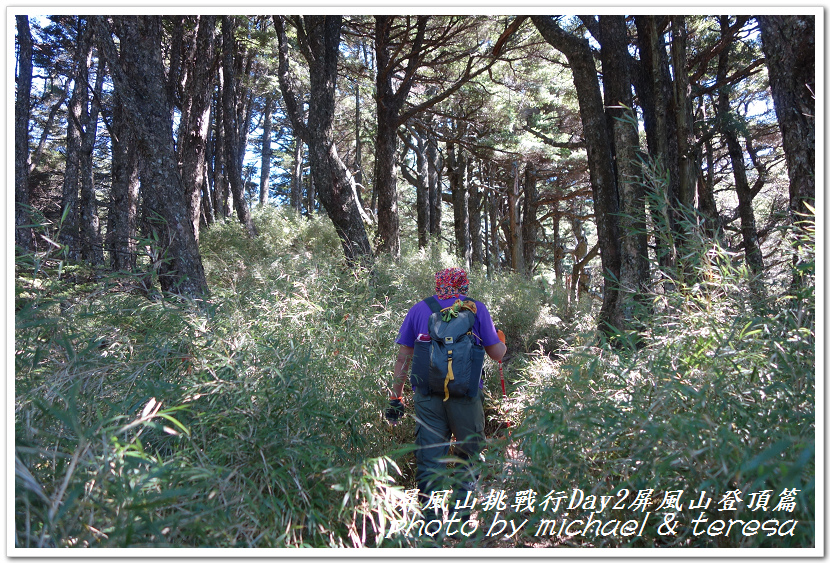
[{"left": 396, "top": 295, "right": 500, "bottom": 348}]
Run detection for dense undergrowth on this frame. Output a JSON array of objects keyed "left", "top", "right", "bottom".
[
  {"left": 14, "top": 207, "right": 815, "bottom": 549},
  {"left": 500, "top": 216, "right": 816, "bottom": 548}
]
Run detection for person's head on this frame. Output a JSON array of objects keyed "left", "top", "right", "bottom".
[{"left": 435, "top": 267, "right": 469, "bottom": 299}]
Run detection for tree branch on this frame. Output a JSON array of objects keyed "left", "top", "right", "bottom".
[
  {"left": 399, "top": 53, "right": 495, "bottom": 124},
  {"left": 396, "top": 16, "right": 429, "bottom": 103},
  {"left": 273, "top": 15, "right": 309, "bottom": 142},
  {"left": 573, "top": 242, "right": 600, "bottom": 269},
  {"left": 492, "top": 15, "right": 528, "bottom": 58},
  {"left": 522, "top": 124, "right": 585, "bottom": 149}
]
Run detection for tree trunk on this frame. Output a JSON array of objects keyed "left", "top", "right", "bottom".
[
  {"left": 15, "top": 15, "right": 33, "bottom": 251},
  {"left": 448, "top": 142, "right": 471, "bottom": 270},
  {"left": 354, "top": 81, "right": 363, "bottom": 188},
  {"left": 274, "top": 15, "right": 372, "bottom": 266},
  {"left": 29, "top": 90, "right": 66, "bottom": 177},
  {"left": 697, "top": 101, "right": 721, "bottom": 237},
  {"left": 291, "top": 134, "right": 304, "bottom": 213},
  {"left": 469, "top": 161, "right": 483, "bottom": 266},
  {"left": 716, "top": 18, "right": 765, "bottom": 281},
  {"left": 671, "top": 16, "right": 697, "bottom": 216},
  {"left": 416, "top": 132, "right": 431, "bottom": 250},
  {"left": 371, "top": 16, "right": 426, "bottom": 258},
  {"left": 108, "top": 100, "right": 139, "bottom": 272},
  {"left": 508, "top": 162, "right": 524, "bottom": 273},
  {"left": 531, "top": 15, "right": 622, "bottom": 334},
  {"left": 303, "top": 16, "right": 371, "bottom": 260},
  {"left": 205, "top": 104, "right": 215, "bottom": 223},
  {"left": 552, "top": 204, "right": 564, "bottom": 283},
  {"left": 570, "top": 214, "right": 589, "bottom": 300},
  {"left": 634, "top": 15, "right": 679, "bottom": 275},
  {"left": 483, "top": 171, "right": 491, "bottom": 276},
  {"left": 426, "top": 127, "right": 442, "bottom": 239},
  {"left": 756, "top": 15, "right": 815, "bottom": 288},
  {"left": 60, "top": 17, "right": 89, "bottom": 261},
  {"left": 201, "top": 148, "right": 214, "bottom": 227},
  {"left": 221, "top": 16, "right": 257, "bottom": 237},
  {"left": 260, "top": 95, "right": 273, "bottom": 206},
  {"left": 307, "top": 176, "right": 316, "bottom": 216},
  {"left": 94, "top": 15, "right": 208, "bottom": 299},
  {"left": 756, "top": 15, "right": 815, "bottom": 220},
  {"left": 373, "top": 15, "right": 399, "bottom": 256},
  {"left": 488, "top": 179, "right": 501, "bottom": 272},
  {"left": 79, "top": 49, "right": 105, "bottom": 265},
  {"left": 521, "top": 162, "right": 537, "bottom": 274},
  {"left": 726, "top": 128, "right": 766, "bottom": 279},
  {"left": 237, "top": 58, "right": 256, "bottom": 178},
  {"left": 401, "top": 129, "right": 430, "bottom": 249},
  {"left": 373, "top": 104, "right": 401, "bottom": 255},
  {"left": 177, "top": 15, "right": 216, "bottom": 242},
  {"left": 212, "top": 87, "right": 228, "bottom": 219},
  {"left": 599, "top": 15, "right": 650, "bottom": 326}
]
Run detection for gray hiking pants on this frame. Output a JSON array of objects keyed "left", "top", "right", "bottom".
[{"left": 413, "top": 388, "right": 485, "bottom": 505}]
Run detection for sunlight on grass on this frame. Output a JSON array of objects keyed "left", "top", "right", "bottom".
[{"left": 15, "top": 207, "right": 814, "bottom": 548}]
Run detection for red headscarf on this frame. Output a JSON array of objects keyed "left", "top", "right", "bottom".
[{"left": 435, "top": 267, "right": 470, "bottom": 299}]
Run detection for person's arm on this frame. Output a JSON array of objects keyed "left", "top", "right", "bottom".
[
  {"left": 389, "top": 344, "right": 414, "bottom": 402},
  {"left": 476, "top": 303, "right": 506, "bottom": 362},
  {"left": 485, "top": 340, "right": 506, "bottom": 362}
]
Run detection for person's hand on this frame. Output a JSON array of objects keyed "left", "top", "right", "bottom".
[
  {"left": 497, "top": 329, "right": 506, "bottom": 344},
  {"left": 385, "top": 397, "right": 405, "bottom": 424}
]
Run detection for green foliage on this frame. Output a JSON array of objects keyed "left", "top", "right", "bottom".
[
  {"left": 14, "top": 208, "right": 551, "bottom": 548},
  {"left": 500, "top": 215, "right": 815, "bottom": 548},
  {"left": 15, "top": 206, "right": 813, "bottom": 549}
]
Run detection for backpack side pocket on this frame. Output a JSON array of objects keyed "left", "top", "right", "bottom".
[
  {"left": 410, "top": 339, "right": 431, "bottom": 391},
  {"left": 467, "top": 343, "right": 486, "bottom": 397}
]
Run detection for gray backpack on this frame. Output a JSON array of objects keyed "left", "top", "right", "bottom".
[{"left": 411, "top": 296, "right": 485, "bottom": 400}]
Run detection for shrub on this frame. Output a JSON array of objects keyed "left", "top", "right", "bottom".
[{"left": 499, "top": 219, "right": 815, "bottom": 548}]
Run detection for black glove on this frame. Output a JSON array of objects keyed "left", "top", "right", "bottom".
[{"left": 385, "top": 398, "right": 404, "bottom": 423}]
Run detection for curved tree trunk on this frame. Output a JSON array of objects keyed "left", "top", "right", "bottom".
[
  {"left": 531, "top": 15, "right": 622, "bottom": 334},
  {"left": 274, "top": 15, "right": 372, "bottom": 266},
  {"left": 716, "top": 18, "right": 765, "bottom": 282}
]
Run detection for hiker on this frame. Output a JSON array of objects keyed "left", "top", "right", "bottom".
[{"left": 386, "top": 267, "right": 507, "bottom": 513}]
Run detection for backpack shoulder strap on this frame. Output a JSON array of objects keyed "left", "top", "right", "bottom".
[{"left": 424, "top": 296, "right": 442, "bottom": 314}]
